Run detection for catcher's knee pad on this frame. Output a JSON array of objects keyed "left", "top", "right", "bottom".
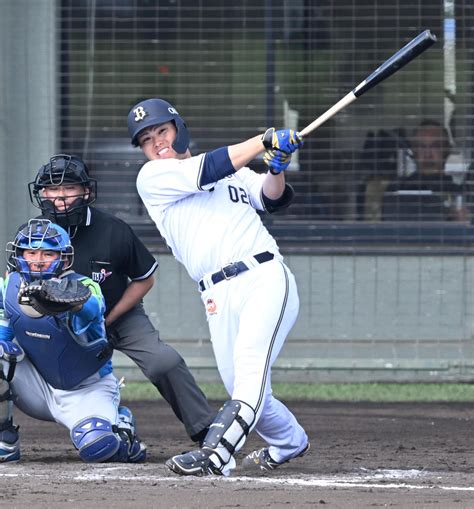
[
  {"left": 202, "top": 400, "right": 255, "bottom": 469},
  {"left": 0, "top": 340, "right": 24, "bottom": 382},
  {"left": 71, "top": 416, "right": 120, "bottom": 463}
]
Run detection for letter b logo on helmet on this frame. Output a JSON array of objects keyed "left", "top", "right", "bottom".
[
  {"left": 127, "top": 98, "right": 190, "bottom": 154},
  {"left": 133, "top": 106, "right": 148, "bottom": 122}
]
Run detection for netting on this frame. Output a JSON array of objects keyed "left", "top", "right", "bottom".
[{"left": 58, "top": 0, "right": 474, "bottom": 252}]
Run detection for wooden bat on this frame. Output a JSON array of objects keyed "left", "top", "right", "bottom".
[{"left": 299, "top": 30, "right": 437, "bottom": 138}]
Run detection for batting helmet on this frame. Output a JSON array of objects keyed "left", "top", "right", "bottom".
[
  {"left": 127, "top": 98, "right": 190, "bottom": 154},
  {"left": 28, "top": 154, "right": 97, "bottom": 228},
  {"left": 7, "top": 219, "right": 74, "bottom": 282}
]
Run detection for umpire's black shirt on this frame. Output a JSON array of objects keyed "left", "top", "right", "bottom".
[{"left": 44, "top": 207, "right": 158, "bottom": 314}]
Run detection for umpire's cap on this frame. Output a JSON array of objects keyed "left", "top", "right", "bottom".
[
  {"left": 127, "top": 98, "right": 190, "bottom": 154},
  {"left": 33, "top": 154, "right": 94, "bottom": 188}
]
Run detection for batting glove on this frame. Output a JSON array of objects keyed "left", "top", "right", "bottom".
[
  {"left": 262, "top": 128, "right": 303, "bottom": 154},
  {"left": 263, "top": 149, "right": 292, "bottom": 174}
]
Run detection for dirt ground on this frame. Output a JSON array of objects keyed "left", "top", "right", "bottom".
[{"left": 2, "top": 400, "right": 473, "bottom": 509}]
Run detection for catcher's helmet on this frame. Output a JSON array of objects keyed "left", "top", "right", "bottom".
[
  {"left": 28, "top": 154, "right": 97, "bottom": 228},
  {"left": 7, "top": 219, "right": 74, "bottom": 282},
  {"left": 127, "top": 98, "right": 190, "bottom": 153}
]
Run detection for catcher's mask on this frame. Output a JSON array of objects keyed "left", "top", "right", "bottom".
[
  {"left": 7, "top": 219, "right": 74, "bottom": 282},
  {"left": 28, "top": 154, "right": 97, "bottom": 228},
  {"left": 127, "top": 98, "right": 190, "bottom": 153}
]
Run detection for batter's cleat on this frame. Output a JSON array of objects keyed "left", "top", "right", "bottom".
[
  {"left": 241, "top": 442, "right": 310, "bottom": 472},
  {"left": 0, "top": 423, "right": 20, "bottom": 463},
  {"left": 165, "top": 447, "right": 223, "bottom": 476}
]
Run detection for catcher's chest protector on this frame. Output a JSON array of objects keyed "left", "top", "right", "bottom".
[{"left": 4, "top": 272, "right": 111, "bottom": 390}]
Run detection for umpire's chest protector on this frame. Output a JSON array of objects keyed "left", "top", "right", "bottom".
[{"left": 4, "top": 272, "right": 111, "bottom": 390}]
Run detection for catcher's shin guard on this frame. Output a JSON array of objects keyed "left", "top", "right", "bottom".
[
  {"left": 0, "top": 374, "right": 20, "bottom": 463},
  {"left": 166, "top": 399, "right": 255, "bottom": 476}
]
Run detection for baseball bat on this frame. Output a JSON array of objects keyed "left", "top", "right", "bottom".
[{"left": 299, "top": 30, "right": 437, "bottom": 138}]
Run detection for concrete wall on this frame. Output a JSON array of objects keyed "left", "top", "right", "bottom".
[
  {"left": 0, "top": 0, "right": 57, "bottom": 250},
  {"left": 113, "top": 253, "right": 474, "bottom": 383}
]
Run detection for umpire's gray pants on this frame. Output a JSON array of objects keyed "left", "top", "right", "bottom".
[{"left": 107, "top": 303, "right": 214, "bottom": 438}]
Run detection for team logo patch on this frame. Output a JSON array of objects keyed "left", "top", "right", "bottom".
[
  {"left": 92, "top": 268, "right": 113, "bottom": 284},
  {"left": 206, "top": 298, "right": 217, "bottom": 314},
  {"left": 133, "top": 106, "right": 148, "bottom": 122}
]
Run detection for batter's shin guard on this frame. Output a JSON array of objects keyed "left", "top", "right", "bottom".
[{"left": 202, "top": 399, "right": 255, "bottom": 471}]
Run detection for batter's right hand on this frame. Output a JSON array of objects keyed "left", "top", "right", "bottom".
[
  {"left": 262, "top": 128, "right": 303, "bottom": 154},
  {"left": 263, "top": 149, "right": 292, "bottom": 174}
]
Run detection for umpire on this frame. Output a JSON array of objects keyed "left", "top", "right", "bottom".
[{"left": 27, "top": 153, "right": 214, "bottom": 444}]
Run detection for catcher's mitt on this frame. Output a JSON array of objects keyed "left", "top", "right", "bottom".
[{"left": 19, "top": 278, "right": 92, "bottom": 316}]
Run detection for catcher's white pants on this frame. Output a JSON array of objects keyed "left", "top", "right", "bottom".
[
  {"left": 10, "top": 357, "right": 121, "bottom": 430},
  {"left": 201, "top": 259, "right": 308, "bottom": 464}
]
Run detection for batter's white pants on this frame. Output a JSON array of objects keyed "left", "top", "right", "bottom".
[
  {"left": 9, "top": 357, "right": 121, "bottom": 431},
  {"left": 201, "top": 259, "right": 308, "bottom": 464}
]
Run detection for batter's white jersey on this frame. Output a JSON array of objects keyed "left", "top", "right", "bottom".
[
  {"left": 136, "top": 154, "right": 283, "bottom": 280},
  {"left": 137, "top": 152, "right": 308, "bottom": 472}
]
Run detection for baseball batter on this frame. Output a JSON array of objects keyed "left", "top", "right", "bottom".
[
  {"left": 127, "top": 98, "right": 309, "bottom": 476},
  {"left": 0, "top": 219, "right": 146, "bottom": 463}
]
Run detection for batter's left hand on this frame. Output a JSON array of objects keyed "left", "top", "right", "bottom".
[
  {"left": 263, "top": 149, "right": 291, "bottom": 174},
  {"left": 262, "top": 128, "right": 303, "bottom": 154}
]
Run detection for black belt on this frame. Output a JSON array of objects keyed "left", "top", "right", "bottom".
[{"left": 198, "top": 251, "right": 274, "bottom": 292}]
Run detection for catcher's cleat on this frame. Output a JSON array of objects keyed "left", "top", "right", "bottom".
[
  {"left": 165, "top": 447, "right": 223, "bottom": 476},
  {"left": 0, "top": 423, "right": 20, "bottom": 463},
  {"left": 117, "top": 406, "right": 147, "bottom": 463},
  {"left": 128, "top": 438, "right": 147, "bottom": 463},
  {"left": 241, "top": 442, "right": 310, "bottom": 472}
]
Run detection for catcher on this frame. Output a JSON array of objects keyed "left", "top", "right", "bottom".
[{"left": 0, "top": 218, "right": 146, "bottom": 463}]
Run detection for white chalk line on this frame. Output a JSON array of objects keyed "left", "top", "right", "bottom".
[{"left": 0, "top": 466, "right": 473, "bottom": 491}]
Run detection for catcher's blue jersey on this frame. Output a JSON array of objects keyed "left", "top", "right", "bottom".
[{"left": 0, "top": 272, "right": 112, "bottom": 390}]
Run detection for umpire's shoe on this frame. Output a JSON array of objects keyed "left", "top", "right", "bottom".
[
  {"left": 0, "top": 420, "right": 20, "bottom": 463},
  {"left": 241, "top": 442, "right": 310, "bottom": 472},
  {"left": 166, "top": 447, "right": 223, "bottom": 476}
]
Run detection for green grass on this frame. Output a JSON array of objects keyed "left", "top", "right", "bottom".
[{"left": 120, "top": 381, "right": 474, "bottom": 402}]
